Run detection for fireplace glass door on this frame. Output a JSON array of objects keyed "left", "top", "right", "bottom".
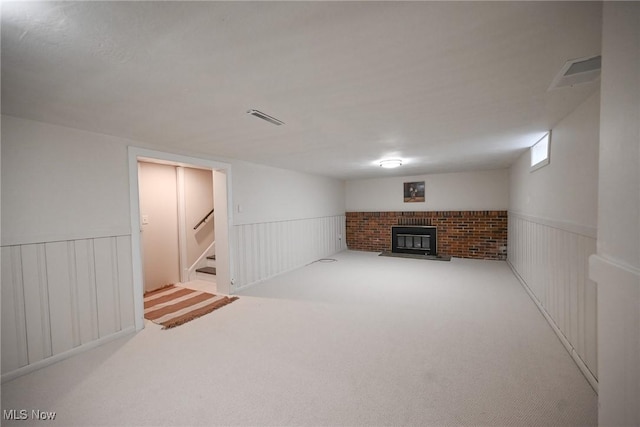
[{"left": 392, "top": 226, "right": 437, "bottom": 255}]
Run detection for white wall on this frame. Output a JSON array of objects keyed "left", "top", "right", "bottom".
[
  {"left": 510, "top": 92, "right": 600, "bottom": 229},
  {"left": 232, "top": 160, "right": 345, "bottom": 224},
  {"left": 2, "top": 115, "right": 136, "bottom": 380},
  {"left": 1, "top": 115, "right": 346, "bottom": 379},
  {"left": 589, "top": 3, "right": 640, "bottom": 425},
  {"left": 1, "top": 116, "right": 131, "bottom": 245},
  {"left": 345, "top": 169, "right": 509, "bottom": 212},
  {"left": 230, "top": 160, "right": 346, "bottom": 290},
  {"left": 508, "top": 89, "right": 600, "bottom": 389},
  {"left": 138, "top": 162, "right": 180, "bottom": 291}
]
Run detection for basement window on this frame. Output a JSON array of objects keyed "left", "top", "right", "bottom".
[{"left": 530, "top": 132, "right": 551, "bottom": 172}]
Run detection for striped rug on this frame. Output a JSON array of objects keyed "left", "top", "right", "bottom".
[{"left": 144, "top": 285, "right": 238, "bottom": 329}]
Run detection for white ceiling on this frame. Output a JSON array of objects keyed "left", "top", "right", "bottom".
[{"left": 1, "top": 1, "right": 602, "bottom": 179}]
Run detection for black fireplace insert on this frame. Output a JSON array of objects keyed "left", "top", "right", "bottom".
[{"left": 392, "top": 226, "right": 437, "bottom": 255}]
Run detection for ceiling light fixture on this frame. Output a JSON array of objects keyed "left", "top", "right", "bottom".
[
  {"left": 379, "top": 159, "right": 403, "bottom": 169},
  {"left": 247, "top": 109, "right": 284, "bottom": 126}
]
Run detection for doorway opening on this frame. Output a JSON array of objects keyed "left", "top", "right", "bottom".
[
  {"left": 138, "top": 161, "right": 217, "bottom": 292},
  {"left": 128, "top": 147, "right": 233, "bottom": 331}
]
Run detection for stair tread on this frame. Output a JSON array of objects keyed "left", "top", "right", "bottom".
[
  {"left": 206, "top": 255, "right": 216, "bottom": 260},
  {"left": 196, "top": 267, "right": 217, "bottom": 275}
]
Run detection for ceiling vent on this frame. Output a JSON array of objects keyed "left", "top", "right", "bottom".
[
  {"left": 247, "top": 109, "right": 284, "bottom": 126},
  {"left": 548, "top": 55, "right": 601, "bottom": 90}
]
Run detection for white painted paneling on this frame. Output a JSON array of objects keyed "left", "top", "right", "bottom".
[
  {"left": 20, "top": 244, "right": 52, "bottom": 364},
  {"left": 1, "top": 247, "right": 29, "bottom": 373},
  {"left": 1, "top": 235, "right": 135, "bottom": 380},
  {"left": 507, "top": 85, "right": 600, "bottom": 391},
  {"left": 232, "top": 215, "right": 346, "bottom": 290},
  {"left": 73, "top": 239, "right": 99, "bottom": 344},
  {"left": 508, "top": 213, "right": 597, "bottom": 386},
  {"left": 116, "top": 236, "right": 135, "bottom": 330},
  {"left": 94, "top": 237, "right": 120, "bottom": 337},
  {"left": 45, "top": 241, "right": 77, "bottom": 355}
]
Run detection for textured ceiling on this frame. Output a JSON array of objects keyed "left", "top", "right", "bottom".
[{"left": 1, "top": 1, "right": 602, "bottom": 179}]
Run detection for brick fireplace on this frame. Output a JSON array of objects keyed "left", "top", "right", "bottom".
[{"left": 346, "top": 211, "right": 507, "bottom": 260}]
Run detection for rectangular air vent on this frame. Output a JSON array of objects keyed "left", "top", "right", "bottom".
[
  {"left": 247, "top": 109, "right": 284, "bottom": 126},
  {"left": 548, "top": 54, "right": 601, "bottom": 90}
]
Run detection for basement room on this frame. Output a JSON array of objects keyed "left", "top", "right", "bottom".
[{"left": 1, "top": 1, "right": 639, "bottom": 426}]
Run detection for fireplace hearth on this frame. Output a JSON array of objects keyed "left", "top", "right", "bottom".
[{"left": 392, "top": 226, "right": 437, "bottom": 255}]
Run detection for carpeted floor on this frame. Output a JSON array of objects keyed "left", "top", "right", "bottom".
[{"left": 1, "top": 250, "right": 597, "bottom": 426}]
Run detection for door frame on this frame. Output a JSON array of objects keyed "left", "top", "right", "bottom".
[{"left": 128, "top": 147, "right": 234, "bottom": 331}]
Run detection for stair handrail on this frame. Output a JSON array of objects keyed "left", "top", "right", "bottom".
[{"left": 193, "top": 209, "right": 214, "bottom": 230}]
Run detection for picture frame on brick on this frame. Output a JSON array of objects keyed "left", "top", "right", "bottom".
[{"left": 403, "top": 181, "right": 425, "bottom": 203}]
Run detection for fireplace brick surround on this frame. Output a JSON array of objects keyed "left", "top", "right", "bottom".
[{"left": 346, "top": 211, "right": 508, "bottom": 260}]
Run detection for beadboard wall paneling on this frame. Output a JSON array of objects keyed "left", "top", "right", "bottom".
[
  {"left": 507, "top": 212, "right": 598, "bottom": 388},
  {"left": 1, "top": 235, "right": 135, "bottom": 379},
  {"left": 1, "top": 246, "right": 28, "bottom": 374},
  {"left": 232, "top": 215, "right": 346, "bottom": 290}
]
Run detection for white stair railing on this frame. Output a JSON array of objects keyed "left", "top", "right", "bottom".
[{"left": 186, "top": 240, "right": 215, "bottom": 282}]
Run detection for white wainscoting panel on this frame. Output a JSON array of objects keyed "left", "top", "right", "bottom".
[
  {"left": 233, "top": 215, "right": 346, "bottom": 290},
  {"left": 508, "top": 212, "right": 598, "bottom": 389},
  {"left": 1, "top": 235, "right": 135, "bottom": 380}
]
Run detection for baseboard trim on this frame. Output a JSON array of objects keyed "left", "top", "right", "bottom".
[
  {"left": 507, "top": 260, "right": 599, "bottom": 393},
  {"left": 232, "top": 264, "right": 309, "bottom": 293},
  {"left": 1, "top": 327, "right": 136, "bottom": 384},
  {"left": 232, "top": 250, "right": 346, "bottom": 293}
]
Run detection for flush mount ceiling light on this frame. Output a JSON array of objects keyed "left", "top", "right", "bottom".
[
  {"left": 379, "top": 159, "right": 403, "bottom": 169},
  {"left": 247, "top": 109, "right": 284, "bottom": 126}
]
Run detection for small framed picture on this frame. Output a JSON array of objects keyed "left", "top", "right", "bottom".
[{"left": 403, "top": 181, "right": 425, "bottom": 203}]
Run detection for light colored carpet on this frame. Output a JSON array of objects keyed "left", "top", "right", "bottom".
[{"left": 1, "top": 250, "right": 597, "bottom": 426}]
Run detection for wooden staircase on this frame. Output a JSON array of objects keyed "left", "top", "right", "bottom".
[{"left": 195, "top": 255, "right": 217, "bottom": 282}]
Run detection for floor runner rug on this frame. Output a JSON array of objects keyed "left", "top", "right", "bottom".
[{"left": 143, "top": 285, "right": 238, "bottom": 329}]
